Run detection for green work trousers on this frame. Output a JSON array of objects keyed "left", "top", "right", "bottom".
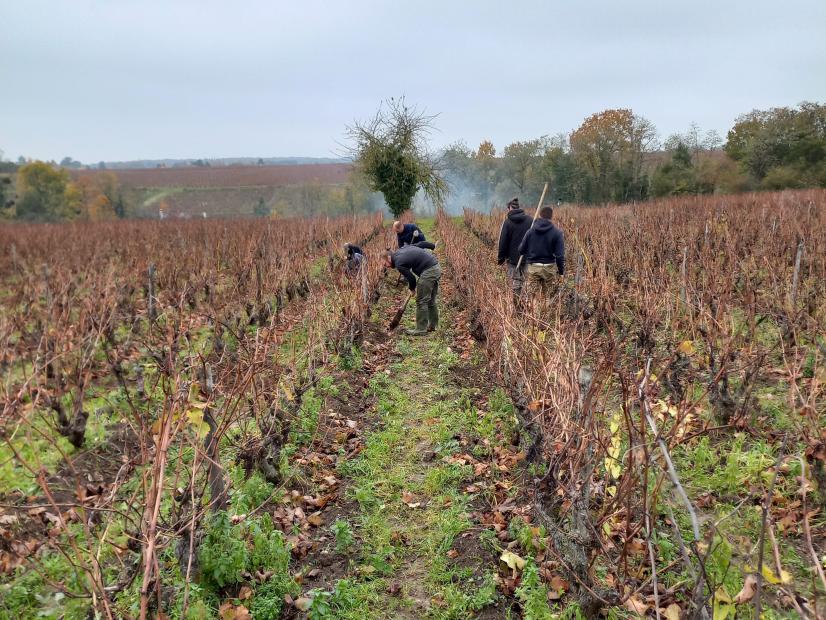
[
  {"left": 415, "top": 264, "right": 441, "bottom": 332},
  {"left": 526, "top": 263, "right": 558, "bottom": 297}
]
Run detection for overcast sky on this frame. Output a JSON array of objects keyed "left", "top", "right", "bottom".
[{"left": 1, "top": 0, "right": 824, "bottom": 163}]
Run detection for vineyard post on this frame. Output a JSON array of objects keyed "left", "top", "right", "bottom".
[
  {"left": 361, "top": 260, "right": 368, "bottom": 304},
  {"left": 203, "top": 362, "right": 227, "bottom": 511},
  {"left": 148, "top": 263, "right": 157, "bottom": 321},
  {"left": 574, "top": 252, "right": 584, "bottom": 315},
  {"left": 42, "top": 264, "right": 52, "bottom": 307},
  {"left": 789, "top": 239, "right": 804, "bottom": 309},
  {"left": 575, "top": 252, "right": 584, "bottom": 285}
]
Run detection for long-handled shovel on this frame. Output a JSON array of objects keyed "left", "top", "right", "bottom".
[{"left": 389, "top": 291, "right": 413, "bottom": 330}]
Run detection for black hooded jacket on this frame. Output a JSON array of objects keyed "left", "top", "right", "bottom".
[
  {"left": 517, "top": 218, "right": 565, "bottom": 275},
  {"left": 497, "top": 208, "right": 532, "bottom": 265}
]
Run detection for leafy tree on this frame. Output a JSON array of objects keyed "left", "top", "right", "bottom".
[
  {"left": 542, "top": 146, "right": 580, "bottom": 203},
  {"left": 651, "top": 143, "right": 700, "bottom": 196},
  {"left": 346, "top": 97, "right": 446, "bottom": 217},
  {"left": 502, "top": 139, "right": 542, "bottom": 195},
  {"left": 570, "top": 109, "right": 657, "bottom": 202},
  {"left": 725, "top": 102, "right": 826, "bottom": 187},
  {"left": 59, "top": 156, "right": 82, "bottom": 169},
  {"left": 0, "top": 177, "right": 10, "bottom": 212},
  {"left": 113, "top": 192, "right": 126, "bottom": 218},
  {"left": 16, "top": 162, "right": 72, "bottom": 220},
  {"left": 64, "top": 173, "right": 120, "bottom": 220},
  {"left": 476, "top": 140, "right": 496, "bottom": 160},
  {"left": 253, "top": 196, "right": 271, "bottom": 217}
]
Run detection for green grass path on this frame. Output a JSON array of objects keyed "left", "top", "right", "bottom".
[{"left": 314, "top": 221, "right": 513, "bottom": 619}]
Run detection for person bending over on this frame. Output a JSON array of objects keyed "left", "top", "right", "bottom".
[
  {"left": 383, "top": 245, "right": 442, "bottom": 335},
  {"left": 392, "top": 220, "right": 432, "bottom": 249}
]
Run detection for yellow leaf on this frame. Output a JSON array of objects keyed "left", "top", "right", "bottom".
[
  {"left": 713, "top": 602, "right": 733, "bottom": 620},
  {"left": 664, "top": 603, "right": 681, "bottom": 620},
  {"left": 185, "top": 408, "right": 211, "bottom": 439},
  {"left": 761, "top": 564, "right": 792, "bottom": 585},
  {"left": 188, "top": 381, "right": 201, "bottom": 402},
  {"left": 714, "top": 586, "right": 732, "bottom": 604},
  {"left": 677, "top": 340, "right": 695, "bottom": 356},
  {"left": 743, "top": 564, "right": 793, "bottom": 585},
  {"left": 712, "top": 586, "right": 734, "bottom": 620},
  {"left": 500, "top": 550, "right": 526, "bottom": 573}
]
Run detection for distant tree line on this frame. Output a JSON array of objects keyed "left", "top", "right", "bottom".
[
  {"left": 439, "top": 102, "right": 826, "bottom": 209},
  {"left": 2, "top": 101, "right": 823, "bottom": 220},
  {"left": 0, "top": 162, "right": 125, "bottom": 221}
]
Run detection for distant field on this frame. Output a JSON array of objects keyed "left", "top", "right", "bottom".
[
  {"left": 72, "top": 163, "right": 359, "bottom": 218},
  {"left": 73, "top": 163, "right": 353, "bottom": 188}
]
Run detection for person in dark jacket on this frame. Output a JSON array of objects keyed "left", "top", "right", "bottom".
[
  {"left": 343, "top": 243, "right": 365, "bottom": 276},
  {"left": 393, "top": 221, "right": 428, "bottom": 248},
  {"left": 383, "top": 245, "right": 441, "bottom": 335},
  {"left": 517, "top": 206, "right": 565, "bottom": 297},
  {"left": 497, "top": 197, "right": 532, "bottom": 300}
]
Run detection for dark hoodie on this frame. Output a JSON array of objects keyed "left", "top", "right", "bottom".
[
  {"left": 517, "top": 218, "right": 565, "bottom": 275},
  {"left": 497, "top": 208, "right": 532, "bottom": 265}
]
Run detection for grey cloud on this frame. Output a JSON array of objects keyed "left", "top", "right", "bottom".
[{"left": 1, "top": 0, "right": 824, "bottom": 161}]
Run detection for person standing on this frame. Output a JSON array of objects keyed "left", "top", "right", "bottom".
[
  {"left": 517, "top": 206, "right": 565, "bottom": 298},
  {"left": 497, "top": 197, "right": 532, "bottom": 301},
  {"left": 383, "top": 245, "right": 441, "bottom": 335}
]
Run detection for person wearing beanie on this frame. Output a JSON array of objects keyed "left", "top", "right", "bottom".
[{"left": 497, "top": 197, "right": 532, "bottom": 302}]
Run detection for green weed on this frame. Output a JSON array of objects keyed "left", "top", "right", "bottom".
[
  {"left": 332, "top": 518, "right": 355, "bottom": 553},
  {"left": 515, "top": 560, "right": 552, "bottom": 620}
]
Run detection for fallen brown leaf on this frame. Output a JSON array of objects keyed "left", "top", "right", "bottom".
[
  {"left": 294, "top": 597, "right": 313, "bottom": 611},
  {"left": 624, "top": 594, "right": 649, "bottom": 615},
  {"left": 733, "top": 574, "right": 758, "bottom": 604}
]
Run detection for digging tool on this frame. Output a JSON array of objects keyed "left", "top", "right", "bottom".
[
  {"left": 514, "top": 182, "right": 549, "bottom": 271},
  {"left": 389, "top": 291, "right": 413, "bottom": 329}
]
